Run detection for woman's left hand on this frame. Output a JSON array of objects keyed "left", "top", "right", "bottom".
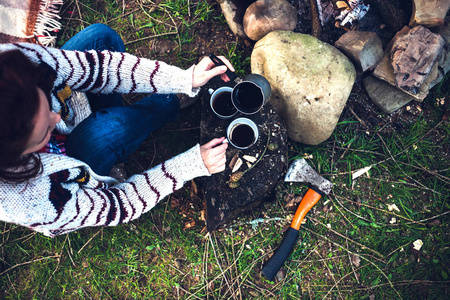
[{"left": 192, "top": 56, "right": 235, "bottom": 88}]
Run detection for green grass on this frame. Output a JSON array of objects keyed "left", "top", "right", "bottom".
[{"left": 1, "top": 0, "right": 449, "bottom": 299}]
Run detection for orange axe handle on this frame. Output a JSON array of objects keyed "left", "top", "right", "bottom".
[
  {"left": 262, "top": 186, "right": 323, "bottom": 281},
  {"left": 290, "top": 188, "right": 322, "bottom": 230}
]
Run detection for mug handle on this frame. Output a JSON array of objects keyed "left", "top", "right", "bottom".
[{"left": 209, "top": 54, "right": 238, "bottom": 81}]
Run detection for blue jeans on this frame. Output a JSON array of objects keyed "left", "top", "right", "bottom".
[{"left": 64, "top": 24, "right": 180, "bottom": 175}]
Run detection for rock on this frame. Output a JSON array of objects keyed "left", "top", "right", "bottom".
[
  {"left": 363, "top": 75, "right": 414, "bottom": 113},
  {"left": 390, "top": 25, "right": 445, "bottom": 95},
  {"left": 251, "top": 31, "right": 356, "bottom": 145},
  {"left": 438, "top": 20, "right": 450, "bottom": 74},
  {"left": 218, "top": 0, "right": 255, "bottom": 38},
  {"left": 243, "top": 0, "right": 297, "bottom": 41},
  {"left": 409, "top": 0, "right": 450, "bottom": 32},
  {"left": 334, "top": 31, "right": 384, "bottom": 72},
  {"left": 372, "top": 26, "right": 443, "bottom": 102}
]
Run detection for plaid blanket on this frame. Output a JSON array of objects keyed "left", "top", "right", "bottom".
[{"left": 0, "top": 0, "right": 63, "bottom": 46}]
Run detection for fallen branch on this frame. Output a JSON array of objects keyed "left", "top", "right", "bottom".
[{"left": 0, "top": 255, "right": 60, "bottom": 276}]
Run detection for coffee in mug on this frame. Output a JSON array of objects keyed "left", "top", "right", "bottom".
[
  {"left": 227, "top": 118, "right": 259, "bottom": 149},
  {"left": 232, "top": 82, "right": 264, "bottom": 114},
  {"left": 209, "top": 87, "right": 237, "bottom": 119}
]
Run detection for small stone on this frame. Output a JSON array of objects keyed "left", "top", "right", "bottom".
[
  {"left": 175, "top": 258, "right": 183, "bottom": 269},
  {"left": 427, "top": 219, "right": 441, "bottom": 227},
  {"left": 275, "top": 268, "right": 286, "bottom": 281}
]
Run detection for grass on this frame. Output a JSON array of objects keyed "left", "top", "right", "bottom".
[{"left": 1, "top": 0, "right": 449, "bottom": 299}]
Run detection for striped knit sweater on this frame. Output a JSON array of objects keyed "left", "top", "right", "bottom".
[{"left": 0, "top": 43, "right": 210, "bottom": 237}]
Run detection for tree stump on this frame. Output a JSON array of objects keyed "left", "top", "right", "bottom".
[{"left": 200, "top": 76, "right": 288, "bottom": 231}]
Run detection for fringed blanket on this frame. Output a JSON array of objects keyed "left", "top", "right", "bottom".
[{"left": 0, "top": 0, "right": 63, "bottom": 46}]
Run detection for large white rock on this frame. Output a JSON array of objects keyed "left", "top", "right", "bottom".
[{"left": 252, "top": 31, "right": 356, "bottom": 145}]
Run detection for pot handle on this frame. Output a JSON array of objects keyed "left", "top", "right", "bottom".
[{"left": 209, "top": 54, "right": 238, "bottom": 81}]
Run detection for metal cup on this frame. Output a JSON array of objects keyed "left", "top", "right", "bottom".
[
  {"left": 209, "top": 87, "right": 238, "bottom": 119},
  {"left": 232, "top": 74, "right": 271, "bottom": 115},
  {"left": 227, "top": 117, "right": 259, "bottom": 149}
]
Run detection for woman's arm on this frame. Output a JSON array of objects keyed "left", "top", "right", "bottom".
[{"left": 0, "top": 144, "right": 210, "bottom": 237}]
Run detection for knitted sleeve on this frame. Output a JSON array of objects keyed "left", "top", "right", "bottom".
[
  {"left": 5, "top": 43, "right": 200, "bottom": 97},
  {"left": 0, "top": 145, "right": 210, "bottom": 237}
]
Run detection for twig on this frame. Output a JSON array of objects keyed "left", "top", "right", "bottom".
[
  {"left": 333, "top": 194, "right": 426, "bottom": 226},
  {"left": 346, "top": 230, "right": 360, "bottom": 283},
  {"left": 7, "top": 274, "right": 17, "bottom": 295},
  {"left": 305, "top": 227, "right": 402, "bottom": 299},
  {"left": 77, "top": 228, "right": 102, "bottom": 254},
  {"left": 0, "top": 255, "right": 60, "bottom": 276},
  {"left": 208, "top": 233, "right": 235, "bottom": 300},
  {"left": 309, "top": 216, "right": 384, "bottom": 258},
  {"left": 309, "top": 0, "right": 322, "bottom": 38},
  {"left": 124, "top": 31, "right": 178, "bottom": 46},
  {"left": 42, "top": 236, "right": 68, "bottom": 296},
  {"left": 321, "top": 263, "right": 371, "bottom": 300},
  {"left": 315, "top": 249, "right": 344, "bottom": 300}
]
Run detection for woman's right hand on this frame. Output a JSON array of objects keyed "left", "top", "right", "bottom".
[{"left": 200, "top": 137, "right": 228, "bottom": 174}]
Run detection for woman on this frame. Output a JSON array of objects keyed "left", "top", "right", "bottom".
[{"left": 0, "top": 24, "right": 233, "bottom": 237}]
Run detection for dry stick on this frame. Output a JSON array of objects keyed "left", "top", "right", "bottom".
[
  {"left": 208, "top": 233, "right": 235, "bottom": 300},
  {"left": 292, "top": 254, "right": 348, "bottom": 263},
  {"left": 333, "top": 194, "right": 426, "bottom": 226},
  {"left": 0, "top": 232, "right": 37, "bottom": 248},
  {"left": 305, "top": 227, "right": 403, "bottom": 299},
  {"left": 395, "top": 159, "right": 450, "bottom": 185},
  {"left": 230, "top": 230, "right": 243, "bottom": 300},
  {"left": 302, "top": 279, "right": 450, "bottom": 288},
  {"left": 125, "top": 31, "right": 178, "bottom": 46},
  {"left": 42, "top": 236, "right": 68, "bottom": 296},
  {"left": 331, "top": 198, "right": 354, "bottom": 227},
  {"left": 364, "top": 176, "right": 444, "bottom": 195},
  {"left": 214, "top": 233, "right": 238, "bottom": 300},
  {"left": 221, "top": 238, "right": 238, "bottom": 300},
  {"left": 243, "top": 281, "right": 278, "bottom": 299},
  {"left": 310, "top": 216, "right": 385, "bottom": 259},
  {"left": 202, "top": 236, "right": 213, "bottom": 300},
  {"left": 271, "top": 245, "right": 319, "bottom": 295},
  {"left": 139, "top": 1, "right": 177, "bottom": 29},
  {"left": 309, "top": 0, "right": 322, "bottom": 38},
  {"left": 346, "top": 230, "right": 360, "bottom": 284},
  {"left": 386, "top": 241, "right": 412, "bottom": 258},
  {"left": 413, "top": 210, "right": 450, "bottom": 224},
  {"left": 7, "top": 274, "right": 17, "bottom": 295},
  {"left": 105, "top": 7, "right": 140, "bottom": 25},
  {"left": 77, "top": 228, "right": 102, "bottom": 254},
  {"left": 332, "top": 194, "right": 375, "bottom": 224},
  {"left": 0, "top": 255, "right": 60, "bottom": 276},
  {"left": 320, "top": 263, "right": 371, "bottom": 299},
  {"left": 179, "top": 285, "right": 204, "bottom": 300},
  {"left": 315, "top": 249, "right": 344, "bottom": 300},
  {"left": 192, "top": 236, "right": 251, "bottom": 300}
]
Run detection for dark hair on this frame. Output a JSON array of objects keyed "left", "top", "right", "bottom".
[{"left": 0, "top": 49, "right": 56, "bottom": 182}]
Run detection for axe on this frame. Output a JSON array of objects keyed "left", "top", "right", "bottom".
[{"left": 262, "top": 158, "right": 333, "bottom": 281}]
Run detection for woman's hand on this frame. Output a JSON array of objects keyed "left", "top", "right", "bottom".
[
  {"left": 200, "top": 137, "right": 228, "bottom": 174},
  {"left": 192, "top": 56, "right": 235, "bottom": 88}
]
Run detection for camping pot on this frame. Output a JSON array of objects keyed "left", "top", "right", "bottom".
[
  {"left": 208, "top": 54, "right": 271, "bottom": 115},
  {"left": 231, "top": 74, "right": 272, "bottom": 115}
]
